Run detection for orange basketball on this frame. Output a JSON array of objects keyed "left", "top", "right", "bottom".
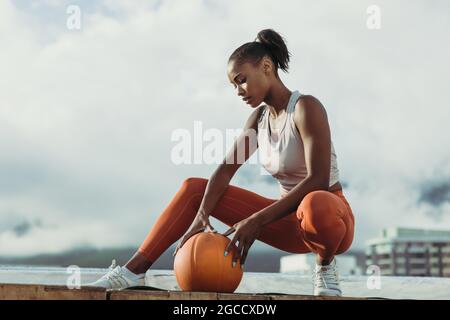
[{"left": 173, "top": 231, "right": 243, "bottom": 293}]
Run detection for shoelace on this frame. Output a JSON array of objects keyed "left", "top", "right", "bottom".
[
  {"left": 108, "top": 259, "right": 116, "bottom": 271},
  {"left": 100, "top": 259, "right": 129, "bottom": 288},
  {"left": 106, "top": 267, "right": 129, "bottom": 288},
  {"left": 312, "top": 264, "right": 339, "bottom": 289}
]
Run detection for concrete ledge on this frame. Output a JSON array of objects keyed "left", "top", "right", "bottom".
[
  {"left": 0, "top": 283, "right": 371, "bottom": 300},
  {"left": 5, "top": 267, "right": 447, "bottom": 299},
  {"left": 0, "top": 283, "right": 106, "bottom": 300}
]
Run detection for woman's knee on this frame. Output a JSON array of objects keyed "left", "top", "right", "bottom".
[
  {"left": 296, "top": 190, "right": 339, "bottom": 228},
  {"left": 181, "top": 177, "right": 208, "bottom": 193}
]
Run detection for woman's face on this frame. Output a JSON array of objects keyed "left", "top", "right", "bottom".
[{"left": 227, "top": 57, "right": 273, "bottom": 108}]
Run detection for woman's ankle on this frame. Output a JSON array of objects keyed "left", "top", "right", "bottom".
[
  {"left": 125, "top": 251, "right": 153, "bottom": 275},
  {"left": 316, "top": 255, "right": 334, "bottom": 266}
]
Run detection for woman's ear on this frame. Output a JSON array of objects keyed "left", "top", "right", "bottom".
[{"left": 262, "top": 57, "right": 273, "bottom": 74}]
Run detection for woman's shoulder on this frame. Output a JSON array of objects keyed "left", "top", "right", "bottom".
[
  {"left": 296, "top": 94, "right": 323, "bottom": 106},
  {"left": 294, "top": 94, "right": 326, "bottom": 114},
  {"left": 293, "top": 94, "right": 328, "bottom": 128}
]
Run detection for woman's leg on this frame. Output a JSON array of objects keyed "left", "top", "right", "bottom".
[
  {"left": 126, "top": 177, "right": 355, "bottom": 273},
  {"left": 126, "top": 177, "right": 312, "bottom": 273},
  {"left": 296, "top": 190, "right": 355, "bottom": 265}
]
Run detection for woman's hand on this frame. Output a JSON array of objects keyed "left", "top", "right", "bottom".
[
  {"left": 173, "top": 212, "right": 217, "bottom": 257},
  {"left": 222, "top": 217, "right": 262, "bottom": 268}
]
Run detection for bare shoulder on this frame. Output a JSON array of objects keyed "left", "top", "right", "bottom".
[
  {"left": 294, "top": 94, "right": 328, "bottom": 123},
  {"left": 293, "top": 94, "right": 330, "bottom": 137}
]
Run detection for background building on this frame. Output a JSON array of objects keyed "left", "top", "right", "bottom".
[{"left": 365, "top": 227, "right": 450, "bottom": 277}]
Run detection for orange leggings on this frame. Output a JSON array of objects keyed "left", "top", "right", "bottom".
[{"left": 138, "top": 177, "right": 355, "bottom": 263}]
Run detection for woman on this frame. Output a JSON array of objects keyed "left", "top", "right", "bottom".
[{"left": 87, "top": 29, "right": 355, "bottom": 297}]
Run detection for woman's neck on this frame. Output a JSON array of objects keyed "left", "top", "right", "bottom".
[{"left": 264, "top": 83, "right": 292, "bottom": 119}]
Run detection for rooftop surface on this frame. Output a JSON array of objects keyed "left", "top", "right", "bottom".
[{"left": 1, "top": 266, "right": 449, "bottom": 300}]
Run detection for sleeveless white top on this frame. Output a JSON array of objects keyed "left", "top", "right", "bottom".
[{"left": 257, "top": 90, "right": 340, "bottom": 196}]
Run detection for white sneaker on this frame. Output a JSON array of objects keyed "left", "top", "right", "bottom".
[
  {"left": 84, "top": 259, "right": 145, "bottom": 290},
  {"left": 312, "top": 257, "right": 342, "bottom": 297}
]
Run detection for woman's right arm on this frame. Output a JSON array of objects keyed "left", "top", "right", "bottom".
[
  {"left": 197, "top": 106, "right": 264, "bottom": 217},
  {"left": 172, "top": 106, "right": 265, "bottom": 256}
]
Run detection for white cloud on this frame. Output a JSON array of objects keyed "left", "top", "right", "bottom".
[{"left": 0, "top": 0, "right": 449, "bottom": 257}]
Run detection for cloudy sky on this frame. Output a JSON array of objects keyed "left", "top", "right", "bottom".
[{"left": 1, "top": 0, "right": 449, "bottom": 258}]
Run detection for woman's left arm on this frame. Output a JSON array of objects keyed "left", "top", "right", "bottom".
[{"left": 253, "top": 95, "right": 332, "bottom": 226}]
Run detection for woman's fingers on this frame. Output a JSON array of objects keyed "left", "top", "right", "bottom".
[
  {"left": 233, "top": 240, "right": 244, "bottom": 267},
  {"left": 240, "top": 243, "right": 249, "bottom": 266},
  {"left": 222, "top": 226, "right": 236, "bottom": 237},
  {"left": 173, "top": 226, "right": 207, "bottom": 257},
  {"left": 173, "top": 246, "right": 179, "bottom": 257},
  {"left": 173, "top": 238, "right": 187, "bottom": 256},
  {"left": 206, "top": 223, "right": 217, "bottom": 233}
]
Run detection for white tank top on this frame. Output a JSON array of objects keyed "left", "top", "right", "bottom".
[{"left": 257, "top": 90, "right": 340, "bottom": 196}]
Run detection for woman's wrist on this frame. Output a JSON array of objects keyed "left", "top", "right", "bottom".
[{"left": 249, "top": 211, "right": 265, "bottom": 227}]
